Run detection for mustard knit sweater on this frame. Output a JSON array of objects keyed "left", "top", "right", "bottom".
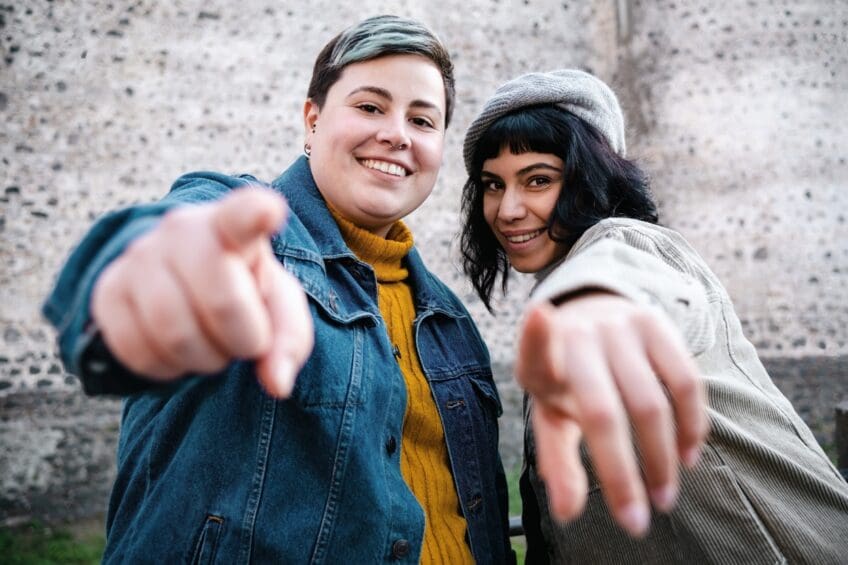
[{"left": 332, "top": 211, "right": 473, "bottom": 564}]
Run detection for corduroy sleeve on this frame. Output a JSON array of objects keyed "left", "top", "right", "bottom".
[{"left": 530, "top": 219, "right": 718, "bottom": 356}]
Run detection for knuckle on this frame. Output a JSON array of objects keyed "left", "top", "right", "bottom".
[
  {"left": 670, "top": 372, "right": 699, "bottom": 398},
  {"left": 93, "top": 267, "right": 122, "bottom": 308},
  {"left": 631, "top": 306, "right": 660, "bottom": 329},
  {"left": 603, "top": 473, "right": 637, "bottom": 500},
  {"left": 123, "top": 347, "right": 162, "bottom": 377},
  {"left": 123, "top": 232, "right": 160, "bottom": 263},
  {"left": 205, "top": 293, "right": 244, "bottom": 325},
  {"left": 159, "top": 326, "right": 197, "bottom": 360},
  {"left": 559, "top": 320, "right": 595, "bottom": 343},
  {"left": 195, "top": 354, "right": 229, "bottom": 374},
  {"left": 630, "top": 397, "right": 670, "bottom": 426},
  {"left": 159, "top": 206, "right": 195, "bottom": 232},
  {"left": 597, "top": 316, "right": 628, "bottom": 337},
  {"left": 582, "top": 403, "right": 619, "bottom": 432}
]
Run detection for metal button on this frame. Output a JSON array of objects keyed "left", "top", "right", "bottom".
[
  {"left": 385, "top": 436, "right": 397, "bottom": 455},
  {"left": 392, "top": 344, "right": 401, "bottom": 359},
  {"left": 85, "top": 358, "right": 109, "bottom": 375},
  {"left": 391, "top": 539, "right": 410, "bottom": 559}
]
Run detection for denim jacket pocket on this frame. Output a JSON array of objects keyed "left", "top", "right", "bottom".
[
  {"left": 277, "top": 254, "right": 375, "bottom": 408},
  {"left": 469, "top": 375, "right": 503, "bottom": 418},
  {"left": 189, "top": 515, "right": 224, "bottom": 565}
]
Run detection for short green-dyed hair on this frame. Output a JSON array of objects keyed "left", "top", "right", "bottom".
[{"left": 307, "top": 15, "right": 455, "bottom": 128}]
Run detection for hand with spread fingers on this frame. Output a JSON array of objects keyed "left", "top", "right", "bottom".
[
  {"left": 515, "top": 294, "right": 707, "bottom": 537},
  {"left": 90, "top": 187, "right": 314, "bottom": 397}
]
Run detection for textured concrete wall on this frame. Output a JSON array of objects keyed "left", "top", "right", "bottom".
[{"left": 2, "top": 0, "right": 847, "bottom": 525}]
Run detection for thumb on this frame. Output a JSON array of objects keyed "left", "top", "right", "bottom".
[{"left": 211, "top": 186, "right": 287, "bottom": 257}]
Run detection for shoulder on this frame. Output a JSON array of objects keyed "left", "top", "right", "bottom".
[
  {"left": 571, "top": 218, "right": 697, "bottom": 262},
  {"left": 577, "top": 217, "right": 683, "bottom": 246},
  {"left": 569, "top": 218, "right": 723, "bottom": 293},
  {"left": 167, "top": 171, "right": 264, "bottom": 202}
]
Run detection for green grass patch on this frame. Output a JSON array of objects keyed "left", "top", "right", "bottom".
[
  {"left": 506, "top": 464, "right": 527, "bottom": 564},
  {"left": 0, "top": 521, "right": 105, "bottom": 565}
]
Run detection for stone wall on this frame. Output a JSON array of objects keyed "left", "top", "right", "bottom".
[{"left": 2, "top": 0, "right": 846, "bottom": 525}]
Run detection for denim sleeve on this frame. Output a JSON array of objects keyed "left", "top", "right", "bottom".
[{"left": 41, "top": 171, "right": 263, "bottom": 395}]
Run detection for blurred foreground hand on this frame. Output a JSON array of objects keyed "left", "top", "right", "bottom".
[
  {"left": 516, "top": 293, "right": 708, "bottom": 537},
  {"left": 91, "top": 187, "right": 314, "bottom": 397}
]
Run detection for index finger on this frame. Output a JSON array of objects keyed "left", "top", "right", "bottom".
[{"left": 255, "top": 257, "right": 314, "bottom": 397}]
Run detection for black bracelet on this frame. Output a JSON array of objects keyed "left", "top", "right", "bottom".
[{"left": 77, "top": 322, "right": 165, "bottom": 396}]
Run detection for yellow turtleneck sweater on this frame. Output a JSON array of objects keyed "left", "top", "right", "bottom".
[{"left": 330, "top": 210, "right": 474, "bottom": 565}]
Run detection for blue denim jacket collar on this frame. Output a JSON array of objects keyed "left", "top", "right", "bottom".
[{"left": 269, "top": 156, "right": 464, "bottom": 321}]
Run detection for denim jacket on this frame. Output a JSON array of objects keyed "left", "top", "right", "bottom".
[{"left": 43, "top": 156, "right": 514, "bottom": 564}]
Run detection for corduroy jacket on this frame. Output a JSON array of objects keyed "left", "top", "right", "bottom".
[{"left": 521, "top": 217, "right": 848, "bottom": 564}]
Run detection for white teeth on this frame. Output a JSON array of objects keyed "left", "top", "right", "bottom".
[
  {"left": 361, "top": 159, "right": 407, "bottom": 177},
  {"left": 505, "top": 229, "right": 543, "bottom": 243}
]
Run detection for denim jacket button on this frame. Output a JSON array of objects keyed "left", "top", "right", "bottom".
[
  {"left": 391, "top": 539, "right": 410, "bottom": 559},
  {"left": 385, "top": 436, "right": 397, "bottom": 455}
]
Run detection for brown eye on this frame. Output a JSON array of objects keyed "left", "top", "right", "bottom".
[
  {"left": 483, "top": 180, "right": 503, "bottom": 192},
  {"left": 527, "top": 176, "right": 553, "bottom": 190},
  {"left": 410, "top": 116, "right": 435, "bottom": 129},
  {"left": 357, "top": 103, "right": 381, "bottom": 114}
]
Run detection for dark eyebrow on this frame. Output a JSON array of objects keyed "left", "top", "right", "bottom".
[
  {"left": 347, "top": 86, "right": 393, "bottom": 100},
  {"left": 347, "top": 86, "right": 444, "bottom": 119},
  {"left": 515, "top": 163, "right": 562, "bottom": 176},
  {"left": 480, "top": 163, "right": 561, "bottom": 179}
]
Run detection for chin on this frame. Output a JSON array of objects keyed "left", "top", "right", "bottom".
[{"left": 509, "top": 259, "right": 543, "bottom": 274}]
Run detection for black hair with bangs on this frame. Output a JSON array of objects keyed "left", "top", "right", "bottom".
[{"left": 460, "top": 105, "right": 659, "bottom": 312}]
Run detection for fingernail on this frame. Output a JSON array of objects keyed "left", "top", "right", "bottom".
[
  {"left": 618, "top": 503, "right": 650, "bottom": 537},
  {"left": 683, "top": 446, "right": 701, "bottom": 469},
  {"left": 650, "top": 483, "right": 678, "bottom": 513},
  {"left": 274, "top": 358, "right": 295, "bottom": 397}
]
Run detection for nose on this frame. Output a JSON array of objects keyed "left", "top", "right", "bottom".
[
  {"left": 497, "top": 186, "right": 527, "bottom": 222},
  {"left": 376, "top": 114, "right": 411, "bottom": 150}
]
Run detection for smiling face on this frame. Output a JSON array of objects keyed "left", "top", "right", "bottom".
[
  {"left": 303, "top": 54, "right": 446, "bottom": 237},
  {"left": 481, "top": 149, "right": 569, "bottom": 273}
]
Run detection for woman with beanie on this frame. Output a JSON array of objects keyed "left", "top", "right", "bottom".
[{"left": 460, "top": 69, "right": 848, "bottom": 563}]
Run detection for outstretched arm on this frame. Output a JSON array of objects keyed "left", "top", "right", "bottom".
[
  {"left": 45, "top": 182, "right": 313, "bottom": 397},
  {"left": 518, "top": 222, "right": 714, "bottom": 537},
  {"left": 517, "top": 294, "right": 707, "bottom": 537},
  {"left": 91, "top": 187, "right": 313, "bottom": 396}
]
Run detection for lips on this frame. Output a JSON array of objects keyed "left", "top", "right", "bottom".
[
  {"left": 502, "top": 228, "right": 544, "bottom": 244},
  {"left": 358, "top": 158, "right": 410, "bottom": 177}
]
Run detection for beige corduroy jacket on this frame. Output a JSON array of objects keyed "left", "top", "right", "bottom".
[{"left": 520, "top": 217, "right": 848, "bottom": 565}]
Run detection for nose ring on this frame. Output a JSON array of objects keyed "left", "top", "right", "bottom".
[{"left": 391, "top": 142, "right": 408, "bottom": 151}]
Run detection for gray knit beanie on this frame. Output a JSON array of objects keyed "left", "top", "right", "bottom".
[{"left": 463, "top": 69, "right": 626, "bottom": 174}]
